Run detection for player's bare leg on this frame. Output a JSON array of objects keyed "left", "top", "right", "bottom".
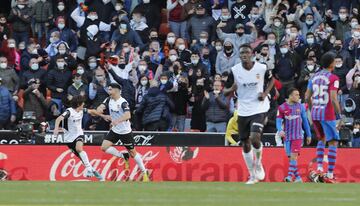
[
  {"left": 250, "top": 132, "right": 265, "bottom": 181},
  {"left": 128, "top": 149, "right": 149, "bottom": 182},
  {"left": 101, "top": 140, "right": 130, "bottom": 170},
  {"left": 75, "top": 141, "right": 104, "bottom": 181}
]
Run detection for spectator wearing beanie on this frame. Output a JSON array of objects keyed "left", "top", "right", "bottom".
[{"left": 215, "top": 38, "right": 240, "bottom": 74}]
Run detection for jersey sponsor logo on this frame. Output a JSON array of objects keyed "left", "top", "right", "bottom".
[
  {"left": 242, "top": 82, "right": 258, "bottom": 88},
  {"left": 284, "top": 115, "right": 300, "bottom": 120}
]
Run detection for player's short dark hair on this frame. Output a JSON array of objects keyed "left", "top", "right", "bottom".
[
  {"left": 287, "top": 87, "right": 299, "bottom": 97},
  {"left": 320, "top": 52, "right": 336, "bottom": 69},
  {"left": 239, "top": 44, "right": 253, "bottom": 51},
  {"left": 109, "top": 83, "right": 122, "bottom": 90},
  {"left": 71, "top": 95, "right": 85, "bottom": 109}
]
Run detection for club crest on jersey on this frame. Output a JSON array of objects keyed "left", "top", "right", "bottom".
[{"left": 256, "top": 73, "right": 260, "bottom": 80}]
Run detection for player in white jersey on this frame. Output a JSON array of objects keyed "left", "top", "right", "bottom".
[
  {"left": 53, "top": 96, "right": 104, "bottom": 181},
  {"left": 224, "top": 44, "right": 274, "bottom": 184},
  {"left": 96, "top": 83, "right": 149, "bottom": 182}
]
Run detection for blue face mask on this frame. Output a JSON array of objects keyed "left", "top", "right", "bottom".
[{"left": 298, "top": 0, "right": 305, "bottom": 4}]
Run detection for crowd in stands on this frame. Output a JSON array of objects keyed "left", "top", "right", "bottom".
[{"left": 0, "top": 0, "right": 359, "bottom": 143}]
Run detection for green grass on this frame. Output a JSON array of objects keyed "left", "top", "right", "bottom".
[{"left": 0, "top": 182, "right": 359, "bottom": 206}]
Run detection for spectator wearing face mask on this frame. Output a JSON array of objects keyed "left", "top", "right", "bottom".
[
  {"left": 8, "top": 0, "right": 32, "bottom": 45},
  {"left": 294, "top": 5, "right": 322, "bottom": 36},
  {"left": 332, "top": 39, "right": 354, "bottom": 69},
  {"left": 23, "top": 78, "right": 47, "bottom": 121},
  {"left": 53, "top": 1, "right": 67, "bottom": 21},
  {"left": 21, "top": 58, "right": 47, "bottom": 94},
  {"left": 217, "top": 21, "right": 257, "bottom": 50},
  {"left": 133, "top": 0, "right": 162, "bottom": 31},
  {"left": 129, "top": 9, "right": 149, "bottom": 44},
  {"left": 0, "top": 77, "right": 16, "bottom": 129},
  {"left": 0, "top": 39, "right": 21, "bottom": 72},
  {"left": 0, "top": 56, "right": 20, "bottom": 96},
  {"left": 134, "top": 74, "right": 150, "bottom": 130},
  {"left": 202, "top": 80, "right": 229, "bottom": 132},
  {"left": 48, "top": 42, "right": 76, "bottom": 70},
  {"left": 189, "top": 76, "right": 208, "bottom": 132},
  {"left": 274, "top": 41, "right": 301, "bottom": 103},
  {"left": 89, "top": 68, "right": 110, "bottom": 108},
  {"left": 255, "top": 43, "right": 275, "bottom": 70},
  {"left": 46, "top": 55, "right": 73, "bottom": 111},
  {"left": 263, "top": 16, "right": 285, "bottom": 44},
  {"left": 333, "top": 55, "right": 351, "bottom": 109},
  {"left": 46, "top": 31, "right": 65, "bottom": 57},
  {"left": 136, "top": 80, "right": 175, "bottom": 131},
  {"left": 20, "top": 42, "right": 40, "bottom": 71},
  {"left": 187, "top": 51, "right": 208, "bottom": 76},
  {"left": 167, "top": 0, "right": 188, "bottom": 40},
  {"left": 187, "top": 4, "right": 216, "bottom": 43},
  {"left": 49, "top": 16, "right": 78, "bottom": 53},
  {"left": 159, "top": 73, "right": 174, "bottom": 93},
  {"left": 88, "top": 0, "right": 116, "bottom": 24},
  {"left": 215, "top": 6, "right": 236, "bottom": 34},
  {"left": 325, "top": 7, "right": 351, "bottom": 42},
  {"left": 296, "top": 32, "right": 322, "bottom": 60},
  {"left": 297, "top": 57, "right": 319, "bottom": 99},
  {"left": 215, "top": 38, "right": 240, "bottom": 74},
  {"left": 32, "top": 0, "right": 53, "bottom": 44},
  {"left": 67, "top": 73, "right": 88, "bottom": 102},
  {"left": 163, "top": 32, "right": 177, "bottom": 58},
  {"left": 175, "top": 37, "right": 192, "bottom": 66},
  {"left": 111, "top": 21, "right": 144, "bottom": 54}
]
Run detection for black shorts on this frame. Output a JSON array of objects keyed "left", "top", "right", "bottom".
[
  {"left": 104, "top": 130, "right": 135, "bottom": 150},
  {"left": 237, "top": 113, "right": 266, "bottom": 140},
  {"left": 66, "top": 136, "right": 84, "bottom": 157}
]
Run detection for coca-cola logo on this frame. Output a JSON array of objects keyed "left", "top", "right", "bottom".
[
  {"left": 49, "top": 149, "right": 159, "bottom": 181},
  {"left": 133, "top": 135, "right": 154, "bottom": 145},
  {"left": 166, "top": 147, "right": 199, "bottom": 163}
]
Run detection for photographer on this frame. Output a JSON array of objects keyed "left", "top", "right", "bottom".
[{"left": 23, "top": 78, "right": 47, "bottom": 122}]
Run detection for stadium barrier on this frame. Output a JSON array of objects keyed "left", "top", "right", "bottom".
[
  {"left": 0, "top": 146, "right": 359, "bottom": 182},
  {"left": 0, "top": 131, "right": 277, "bottom": 146}
]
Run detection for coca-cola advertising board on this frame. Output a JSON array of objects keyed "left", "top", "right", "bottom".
[{"left": 0, "top": 146, "right": 360, "bottom": 182}]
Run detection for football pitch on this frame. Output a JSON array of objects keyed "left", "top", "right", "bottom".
[{"left": 0, "top": 182, "right": 359, "bottom": 206}]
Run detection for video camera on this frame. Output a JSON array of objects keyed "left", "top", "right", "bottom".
[{"left": 16, "top": 111, "right": 37, "bottom": 144}]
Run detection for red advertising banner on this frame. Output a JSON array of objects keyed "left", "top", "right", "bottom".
[{"left": 0, "top": 146, "right": 360, "bottom": 182}]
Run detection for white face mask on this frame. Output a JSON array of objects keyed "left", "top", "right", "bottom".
[
  {"left": 306, "top": 20, "right": 313, "bottom": 25},
  {"left": 77, "top": 68, "right": 85, "bottom": 75},
  {"left": 354, "top": 128, "right": 359, "bottom": 133},
  {"left": 220, "top": 15, "right": 231, "bottom": 21},
  {"left": 143, "top": 0, "right": 150, "bottom": 3},
  {"left": 141, "top": 80, "right": 148, "bottom": 86},
  {"left": 307, "top": 38, "right": 315, "bottom": 44},
  {"left": 169, "top": 55, "right": 177, "bottom": 62},
  {"left": 17, "top": 4, "right": 25, "bottom": 9},
  {"left": 58, "top": 5, "right": 65, "bottom": 11},
  {"left": 351, "top": 22, "right": 358, "bottom": 28},
  {"left": 339, "top": 14, "right": 347, "bottom": 20},
  {"left": 307, "top": 65, "right": 314, "bottom": 71},
  {"left": 31, "top": 49, "right": 38, "bottom": 55},
  {"left": 191, "top": 59, "right": 199, "bottom": 65},
  {"left": 167, "top": 37, "right": 175, "bottom": 44},
  {"left": 286, "top": 28, "right": 291, "bottom": 35},
  {"left": 178, "top": 44, "right": 185, "bottom": 51},
  {"left": 50, "top": 37, "right": 57, "bottom": 43},
  {"left": 274, "top": 21, "right": 281, "bottom": 27},
  {"left": 58, "top": 49, "right": 66, "bottom": 55},
  {"left": 89, "top": 62, "right": 97, "bottom": 69},
  {"left": 215, "top": 45, "right": 222, "bottom": 51},
  {"left": 88, "top": 15, "right": 98, "bottom": 21},
  {"left": 31, "top": 64, "right": 39, "bottom": 70},
  {"left": 115, "top": 5, "right": 122, "bottom": 11},
  {"left": 58, "top": 23, "right": 65, "bottom": 30},
  {"left": 8, "top": 43, "right": 16, "bottom": 48},
  {"left": 353, "top": 31, "right": 360, "bottom": 39},
  {"left": 0, "top": 63, "right": 7, "bottom": 69},
  {"left": 268, "top": 39, "right": 275, "bottom": 45},
  {"left": 160, "top": 79, "right": 167, "bottom": 84},
  {"left": 138, "top": 65, "right": 147, "bottom": 72},
  {"left": 266, "top": 0, "right": 272, "bottom": 4},
  {"left": 280, "top": 47, "right": 288, "bottom": 54},
  {"left": 336, "top": 63, "right": 343, "bottom": 68},
  {"left": 123, "top": 47, "right": 130, "bottom": 53},
  {"left": 57, "top": 62, "right": 65, "bottom": 69},
  {"left": 102, "top": 0, "right": 111, "bottom": 4},
  {"left": 290, "top": 32, "right": 298, "bottom": 38},
  {"left": 199, "top": 38, "right": 207, "bottom": 44}
]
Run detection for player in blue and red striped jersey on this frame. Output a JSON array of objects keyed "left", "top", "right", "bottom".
[
  {"left": 305, "top": 52, "right": 342, "bottom": 183},
  {"left": 276, "top": 88, "right": 312, "bottom": 183}
]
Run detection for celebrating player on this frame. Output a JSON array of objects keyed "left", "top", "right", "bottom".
[
  {"left": 305, "top": 52, "right": 342, "bottom": 183},
  {"left": 276, "top": 88, "right": 312, "bottom": 183},
  {"left": 53, "top": 95, "right": 104, "bottom": 181},
  {"left": 224, "top": 44, "right": 274, "bottom": 184},
  {"left": 96, "top": 83, "right": 149, "bottom": 182}
]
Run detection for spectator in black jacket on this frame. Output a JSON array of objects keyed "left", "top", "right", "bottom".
[
  {"left": 202, "top": 80, "right": 229, "bottom": 132},
  {"left": 216, "top": 6, "right": 236, "bottom": 35},
  {"left": 333, "top": 55, "right": 351, "bottom": 109},
  {"left": 21, "top": 57, "right": 47, "bottom": 94},
  {"left": 7, "top": 0, "right": 32, "bottom": 45},
  {"left": 136, "top": 80, "right": 174, "bottom": 131},
  {"left": 111, "top": 21, "right": 144, "bottom": 54},
  {"left": 46, "top": 55, "right": 72, "bottom": 112},
  {"left": 133, "top": 0, "right": 162, "bottom": 31},
  {"left": 170, "top": 74, "right": 190, "bottom": 132}
]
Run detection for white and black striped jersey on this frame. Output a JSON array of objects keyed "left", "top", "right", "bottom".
[
  {"left": 61, "top": 108, "right": 87, "bottom": 142},
  {"left": 230, "top": 61, "right": 272, "bottom": 117},
  {"left": 102, "top": 97, "right": 132, "bottom": 134}
]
